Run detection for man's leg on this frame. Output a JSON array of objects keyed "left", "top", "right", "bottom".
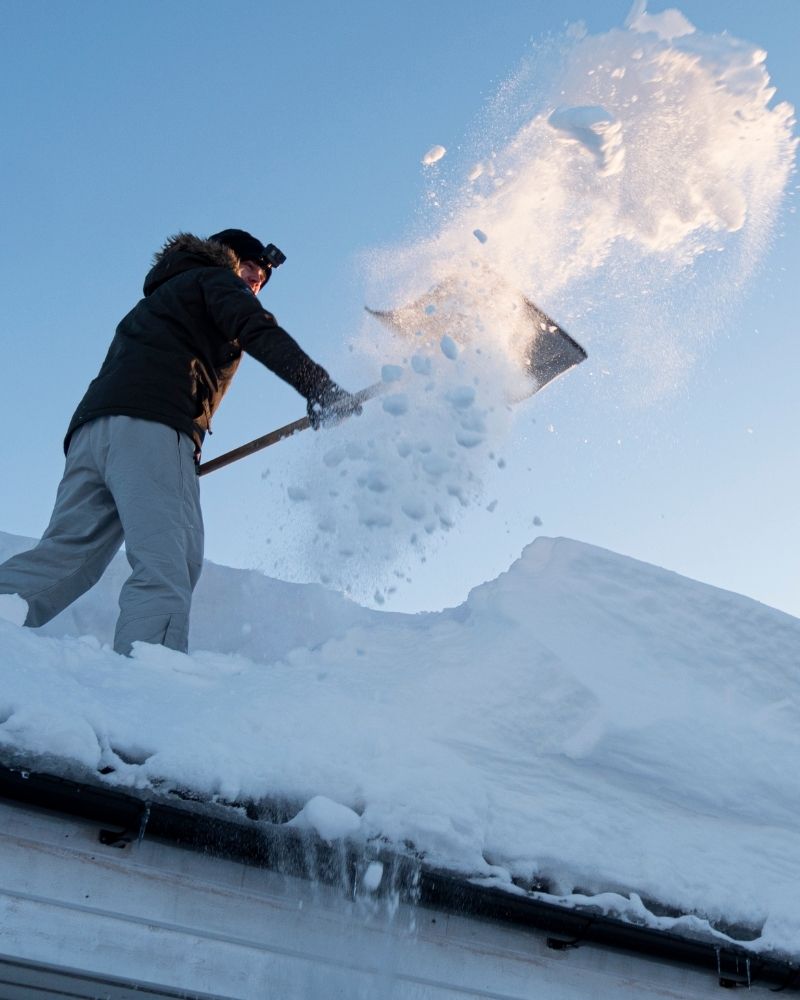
[
  {"left": 104, "top": 417, "right": 204, "bottom": 656},
  {"left": 0, "top": 421, "right": 124, "bottom": 626}
]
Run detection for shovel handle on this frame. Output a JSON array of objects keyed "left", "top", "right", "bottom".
[{"left": 197, "top": 381, "right": 384, "bottom": 477}]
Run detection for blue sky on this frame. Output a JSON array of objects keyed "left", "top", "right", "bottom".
[{"left": 0, "top": 1, "right": 797, "bottom": 618}]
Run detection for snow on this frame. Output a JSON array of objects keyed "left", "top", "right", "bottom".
[
  {"left": 625, "top": 0, "right": 695, "bottom": 40},
  {"left": 2, "top": 528, "right": 800, "bottom": 961},
  {"left": 288, "top": 795, "right": 362, "bottom": 842},
  {"left": 382, "top": 393, "right": 409, "bottom": 416},
  {"left": 438, "top": 335, "right": 458, "bottom": 360},
  {"left": 381, "top": 364, "right": 404, "bottom": 383},
  {"left": 547, "top": 106, "right": 625, "bottom": 176},
  {"left": 362, "top": 860, "right": 384, "bottom": 893},
  {"left": 1, "top": 1, "right": 798, "bottom": 986},
  {"left": 422, "top": 144, "right": 447, "bottom": 166},
  {"left": 362, "top": 0, "right": 796, "bottom": 416},
  {"left": 265, "top": 0, "right": 796, "bottom": 613},
  {"left": 0, "top": 593, "right": 26, "bottom": 626}
]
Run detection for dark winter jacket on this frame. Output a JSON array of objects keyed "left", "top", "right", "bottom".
[{"left": 65, "top": 233, "right": 333, "bottom": 453}]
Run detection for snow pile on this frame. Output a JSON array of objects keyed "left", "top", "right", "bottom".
[
  {"left": 274, "top": 1, "right": 795, "bottom": 603},
  {"left": 0, "top": 531, "right": 378, "bottom": 663},
  {"left": 2, "top": 529, "right": 800, "bottom": 958}
]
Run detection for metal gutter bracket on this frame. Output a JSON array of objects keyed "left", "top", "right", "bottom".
[{"left": 716, "top": 947, "right": 752, "bottom": 989}]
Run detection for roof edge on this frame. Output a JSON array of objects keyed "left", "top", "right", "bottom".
[{"left": 1, "top": 761, "right": 798, "bottom": 992}]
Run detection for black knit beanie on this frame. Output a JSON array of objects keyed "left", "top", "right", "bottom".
[{"left": 209, "top": 229, "right": 265, "bottom": 263}]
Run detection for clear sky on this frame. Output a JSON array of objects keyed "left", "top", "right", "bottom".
[{"left": 0, "top": 0, "right": 797, "bottom": 618}]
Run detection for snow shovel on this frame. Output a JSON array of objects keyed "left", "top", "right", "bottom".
[
  {"left": 365, "top": 273, "right": 587, "bottom": 396},
  {"left": 197, "top": 381, "right": 384, "bottom": 476},
  {"left": 197, "top": 282, "right": 586, "bottom": 477}
]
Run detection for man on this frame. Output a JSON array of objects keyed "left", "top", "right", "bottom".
[{"left": 0, "top": 228, "right": 358, "bottom": 654}]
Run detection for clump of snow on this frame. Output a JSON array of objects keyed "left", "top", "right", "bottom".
[
  {"left": 625, "top": 0, "right": 695, "bottom": 40},
  {"left": 381, "top": 393, "right": 409, "bottom": 416},
  {"left": 422, "top": 144, "right": 447, "bottom": 166},
  {"left": 410, "top": 353, "right": 431, "bottom": 376},
  {"left": 361, "top": 860, "right": 384, "bottom": 893},
  {"left": 381, "top": 364, "right": 404, "bottom": 383},
  {"left": 439, "top": 335, "right": 459, "bottom": 360},
  {"left": 548, "top": 106, "right": 625, "bottom": 176},
  {"left": 288, "top": 795, "right": 362, "bottom": 842},
  {"left": 2, "top": 531, "right": 800, "bottom": 957}
]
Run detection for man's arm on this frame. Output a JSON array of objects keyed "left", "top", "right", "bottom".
[
  {"left": 200, "top": 269, "right": 333, "bottom": 399},
  {"left": 200, "top": 269, "right": 362, "bottom": 428}
]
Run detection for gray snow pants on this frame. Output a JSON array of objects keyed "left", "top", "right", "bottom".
[{"left": 0, "top": 416, "right": 203, "bottom": 655}]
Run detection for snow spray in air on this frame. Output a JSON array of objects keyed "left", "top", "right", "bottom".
[{"left": 279, "top": 2, "right": 797, "bottom": 604}]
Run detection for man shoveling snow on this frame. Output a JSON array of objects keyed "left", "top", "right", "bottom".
[{"left": 0, "top": 228, "right": 359, "bottom": 655}]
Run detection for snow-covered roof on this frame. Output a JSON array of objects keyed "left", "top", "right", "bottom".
[{"left": 1, "top": 529, "right": 799, "bottom": 964}]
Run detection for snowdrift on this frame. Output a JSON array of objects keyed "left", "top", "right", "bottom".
[{"left": 1, "top": 529, "right": 799, "bottom": 959}]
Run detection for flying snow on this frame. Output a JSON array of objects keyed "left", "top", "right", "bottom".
[
  {"left": 367, "top": 3, "right": 795, "bottom": 398},
  {"left": 262, "top": 3, "right": 796, "bottom": 606},
  {"left": 422, "top": 144, "right": 447, "bottom": 165}
]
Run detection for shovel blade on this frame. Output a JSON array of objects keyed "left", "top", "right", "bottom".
[
  {"left": 366, "top": 273, "right": 586, "bottom": 398},
  {"left": 520, "top": 297, "right": 587, "bottom": 392}
]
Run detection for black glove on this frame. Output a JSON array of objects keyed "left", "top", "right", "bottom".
[{"left": 306, "top": 381, "right": 363, "bottom": 430}]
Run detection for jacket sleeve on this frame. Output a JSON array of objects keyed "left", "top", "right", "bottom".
[{"left": 199, "top": 269, "right": 333, "bottom": 400}]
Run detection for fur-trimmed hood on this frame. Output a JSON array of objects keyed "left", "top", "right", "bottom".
[
  {"left": 66, "top": 233, "right": 332, "bottom": 456},
  {"left": 144, "top": 233, "right": 240, "bottom": 296}
]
